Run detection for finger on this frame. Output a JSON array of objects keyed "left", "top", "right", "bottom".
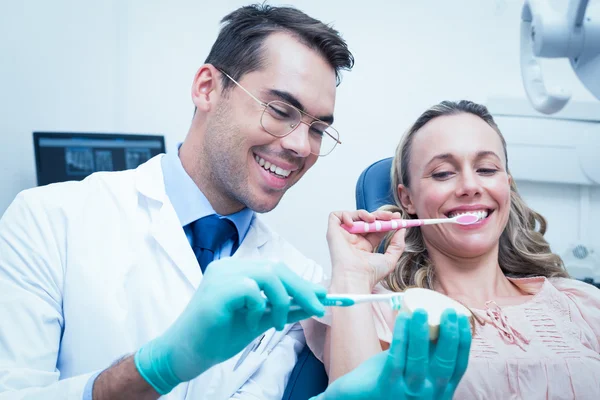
[
  {"left": 221, "top": 277, "right": 261, "bottom": 311},
  {"left": 312, "top": 283, "right": 328, "bottom": 299},
  {"left": 404, "top": 309, "right": 429, "bottom": 396},
  {"left": 285, "top": 309, "right": 315, "bottom": 324},
  {"left": 250, "top": 267, "right": 290, "bottom": 331},
  {"left": 220, "top": 278, "right": 270, "bottom": 333},
  {"left": 244, "top": 289, "right": 268, "bottom": 332},
  {"left": 357, "top": 209, "right": 375, "bottom": 222},
  {"left": 430, "top": 309, "right": 459, "bottom": 388},
  {"left": 341, "top": 211, "right": 355, "bottom": 227},
  {"left": 274, "top": 264, "right": 326, "bottom": 318},
  {"left": 449, "top": 314, "right": 472, "bottom": 387},
  {"left": 384, "top": 228, "right": 406, "bottom": 260},
  {"left": 371, "top": 210, "right": 395, "bottom": 220},
  {"left": 381, "top": 312, "right": 410, "bottom": 382},
  {"left": 254, "top": 308, "right": 313, "bottom": 333}
]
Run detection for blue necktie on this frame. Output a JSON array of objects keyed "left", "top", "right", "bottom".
[{"left": 190, "top": 215, "right": 239, "bottom": 272}]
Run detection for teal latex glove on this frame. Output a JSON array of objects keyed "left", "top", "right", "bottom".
[
  {"left": 135, "top": 258, "right": 327, "bottom": 395},
  {"left": 313, "top": 309, "right": 472, "bottom": 400}
]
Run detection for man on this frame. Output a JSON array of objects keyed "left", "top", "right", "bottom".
[{"left": 0, "top": 4, "right": 353, "bottom": 399}]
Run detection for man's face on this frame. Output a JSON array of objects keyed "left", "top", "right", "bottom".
[{"left": 201, "top": 33, "right": 337, "bottom": 214}]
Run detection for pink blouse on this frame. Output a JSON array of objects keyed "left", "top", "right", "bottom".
[{"left": 302, "top": 277, "right": 600, "bottom": 399}]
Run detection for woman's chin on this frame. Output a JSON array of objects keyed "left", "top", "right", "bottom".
[{"left": 446, "top": 239, "right": 498, "bottom": 258}]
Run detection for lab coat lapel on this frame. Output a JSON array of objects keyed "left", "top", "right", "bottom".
[
  {"left": 135, "top": 155, "right": 201, "bottom": 289},
  {"left": 150, "top": 203, "right": 201, "bottom": 289},
  {"left": 231, "top": 217, "right": 269, "bottom": 260}
]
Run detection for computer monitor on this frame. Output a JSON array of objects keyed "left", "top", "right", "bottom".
[{"left": 33, "top": 132, "right": 166, "bottom": 186}]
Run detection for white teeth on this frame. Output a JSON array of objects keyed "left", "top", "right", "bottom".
[
  {"left": 254, "top": 155, "right": 292, "bottom": 177},
  {"left": 448, "top": 210, "right": 489, "bottom": 219}
]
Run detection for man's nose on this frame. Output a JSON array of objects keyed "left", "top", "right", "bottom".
[{"left": 279, "top": 121, "right": 313, "bottom": 158}]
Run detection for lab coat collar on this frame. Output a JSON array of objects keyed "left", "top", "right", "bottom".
[
  {"left": 135, "top": 154, "right": 167, "bottom": 203},
  {"left": 134, "top": 155, "right": 270, "bottom": 289}
]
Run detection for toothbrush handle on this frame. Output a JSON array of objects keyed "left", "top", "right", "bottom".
[
  {"left": 344, "top": 219, "right": 424, "bottom": 234},
  {"left": 265, "top": 293, "right": 402, "bottom": 312}
]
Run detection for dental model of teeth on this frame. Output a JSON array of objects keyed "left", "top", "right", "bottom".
[{"left": 393, "top": 287, "right": 475, "bottom": 340}]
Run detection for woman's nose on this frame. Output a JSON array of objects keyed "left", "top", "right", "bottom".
[{"left": 455, "top": 171, "right": 482, "bottom": 197}]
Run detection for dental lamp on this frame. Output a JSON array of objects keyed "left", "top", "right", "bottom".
[{"left": 521, "top": 0, "right": 600, "bottom": 114}]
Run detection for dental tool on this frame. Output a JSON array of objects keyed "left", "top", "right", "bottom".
[
  {"left": 343, "top": 212, "right": 483, "bottom": 234},
  {"left": 273, "top": 289, "right": 474, "bottom": 341}
]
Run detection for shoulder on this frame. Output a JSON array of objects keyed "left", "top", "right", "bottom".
[
  {"left": 547, "top": 277, "right": 600, "bottom": 343},
  {"left": 13, "top": 168, "right": 139, "bottom": 218},
  {"left": 548, "top": 276, "right": 600, "bottom": 305},
  {"left": 251, "top": 215, "right": 326, "bottom": 283}
]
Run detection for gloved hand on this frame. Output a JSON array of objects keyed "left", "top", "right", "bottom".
[
  {"left": 312, "top": 309, "right": 472, "bottom": 400},
  {"left": 135, "top": 258, "right": 327, "bottom": 395}
]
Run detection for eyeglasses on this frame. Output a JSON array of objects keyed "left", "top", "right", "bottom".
[{"left": 217, "top": 69, "right": 341, "bottom": 156}]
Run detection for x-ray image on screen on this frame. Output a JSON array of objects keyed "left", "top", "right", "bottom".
[
  {"left": 66, "top": 147, "right": 95, "bottom": 176},
  {"left": 125, "top": 148, "right": 152, "bottom": 170},
  {"left": 94, "top": 150, "right": 114, "bottom": 172},
  {"left": 34, "top": 132, "right": 166, "bottom": 186}
]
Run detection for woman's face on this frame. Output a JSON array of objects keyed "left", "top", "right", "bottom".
[{"left": 399, "top": 113, "right": 511, "bottom": 258}]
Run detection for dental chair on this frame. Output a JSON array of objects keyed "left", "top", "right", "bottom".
[
  {"left": 355, "top": 157, "right": 395, "bottom": 212},
  {"left": 282, "top": 157, "right": 395, "bottom": 400}
]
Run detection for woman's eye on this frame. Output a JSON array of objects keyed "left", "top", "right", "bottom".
[
  {"left": 478, "top": 168, "right": 498, "bottom": 175},
  {"left": 432, "top": 171, "right": 454, "bottom": 179}
]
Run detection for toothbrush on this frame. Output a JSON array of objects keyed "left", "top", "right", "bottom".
[
  {"left": 265, "top": 289, "right": 474, "bottom": 340},
  {"left": 343, "top": 213, "right": 482, "bottom": 234},
  {"left": 318, "top": 293, "right": 404, "bottom": 308},
  {"left": 267, "top": 293, "right": 404, "bottom": 313}
]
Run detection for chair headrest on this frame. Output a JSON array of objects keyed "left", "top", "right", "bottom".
[{"left": 355, "top": 157, "right": 395, "bottom": 212}]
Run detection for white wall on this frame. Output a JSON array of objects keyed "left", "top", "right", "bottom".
[
  {"left": 1, "top": 0, "right": 599, "bottom": 274},
  {"left": 0, "top": 0, "right": 122, "bottom": 209}
]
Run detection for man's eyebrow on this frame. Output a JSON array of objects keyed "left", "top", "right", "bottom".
[{"left": 267, "top": 89, "right": 334, "bottom": 124}]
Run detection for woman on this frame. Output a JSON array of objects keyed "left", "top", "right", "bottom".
[{"left": 305, "top": 100, "right": 600, "bottom": 399}]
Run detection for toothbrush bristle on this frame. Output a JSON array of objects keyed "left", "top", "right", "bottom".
[
  {"left": 455, "top": 214, "right": 480, "bottom": 225},
  {"left": 390, "top": 295, "right": 403, "bottom": 310}
]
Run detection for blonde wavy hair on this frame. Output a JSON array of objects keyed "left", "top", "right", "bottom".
[{"left": 380, "top": 100, "right": 568, "bottom": 292}]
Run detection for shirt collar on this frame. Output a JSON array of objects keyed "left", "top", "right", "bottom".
[{"left": 161, "top": 147, "right": 254, "bottom": 242}]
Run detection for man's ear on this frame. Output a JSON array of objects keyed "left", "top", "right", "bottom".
[
  {"left": 398, "top": 184, "right": 416, "bottom": 214},
  {"left": 191, "top": 64, "right": 221, "bottom": 112}
]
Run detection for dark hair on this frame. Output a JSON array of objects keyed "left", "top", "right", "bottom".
[{"left": 205, "top": 3, "right": 354, "bottom": 90}]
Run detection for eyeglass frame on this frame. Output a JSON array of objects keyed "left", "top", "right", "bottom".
[{"left": 216, "top": 68, "right": 342, "bottom": 156}]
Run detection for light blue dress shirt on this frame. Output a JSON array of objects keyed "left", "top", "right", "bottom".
[{"left": 82, "top": 150, "right": 254, "bottom": 398}]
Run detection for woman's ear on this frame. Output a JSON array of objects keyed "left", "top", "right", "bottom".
[
  {"left": 191, "top": 64, "right": 220, "bottom": 112},
  {"left": 398, "top": 184, "right": 416, "bottom": 214}
]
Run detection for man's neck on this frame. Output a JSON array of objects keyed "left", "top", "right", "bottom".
[{"left": 178, "top": 138, "right": 244, "bottom": 216}]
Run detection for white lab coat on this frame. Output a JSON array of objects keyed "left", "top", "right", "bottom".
[{"left": 0, "top": 155, "right": 325, "bottom": 399}]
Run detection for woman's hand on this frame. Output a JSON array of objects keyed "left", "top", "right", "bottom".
[{"left": 327, "top": 209, "right": 406, "bottom": 291}]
